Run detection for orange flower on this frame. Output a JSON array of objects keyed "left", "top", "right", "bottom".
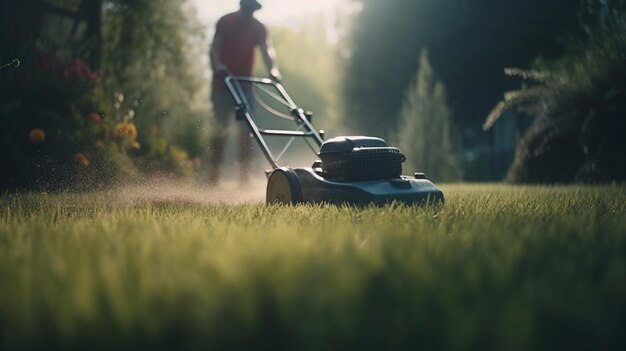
[
  {"left": 89, "top": 112, "right": 101, "bottom": 124},
  {"left": 73, "top": 153, "right": 90, "bottom": 167},
  {"left": 130, "top": 141, "right": 141, "bottom": 150},
  {"left": 28, "top": 128, "right": 46, "bottom": 144},
  {"left": 113, "top": 122, "right": 137, "bottom": 140}
]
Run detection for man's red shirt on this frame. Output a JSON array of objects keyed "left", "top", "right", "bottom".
[{"left": 212, "top": 11, "right": 267, "bottom": 91}]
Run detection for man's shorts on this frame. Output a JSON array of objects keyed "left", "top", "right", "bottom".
[{"left": 211, "top": 89, "right": 255, "bottom": 124}]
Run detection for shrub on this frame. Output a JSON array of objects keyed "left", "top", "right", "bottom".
[{"left": 483, "top": 24, "right": 626, "bottom": 183}]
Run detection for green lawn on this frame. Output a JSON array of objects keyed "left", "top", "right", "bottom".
[{"left": 1, "top": 184, "right": 625, "bottom": 350}]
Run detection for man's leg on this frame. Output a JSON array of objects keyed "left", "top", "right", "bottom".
[
  {"left": 239, "top": 89, "right": 257, "bottom": 183},
  {"left": 209, "top": 133, "right": 226, "bottom": 184},
  {"left": 239, "top": 125, "right": 252, "bottom": 183},
  {"left": 209, "top": 90, "right": 233, "bottom": 185}
]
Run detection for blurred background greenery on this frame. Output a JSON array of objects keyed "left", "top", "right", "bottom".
[{"left": 1, "top": 0, "right": 625, "bottom": 189}]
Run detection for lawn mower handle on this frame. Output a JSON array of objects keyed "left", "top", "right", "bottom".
[{"left": 224, "top": 75, "right": 324, "bottom": 169}]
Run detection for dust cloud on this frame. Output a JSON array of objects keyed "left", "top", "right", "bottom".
[{"left": 115, "top": 177, "right": 266, "bottom": 206}]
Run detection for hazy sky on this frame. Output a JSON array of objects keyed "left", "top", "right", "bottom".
[{"left": 189, "top": 0, "right": 349, "bottom": 30}]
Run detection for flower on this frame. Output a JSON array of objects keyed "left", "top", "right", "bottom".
[
  {"left": 124, "top": 109, "right": 135, "bottom": 121},
  {"left": 62, "top": 59, "right": 99, "bottom": 82},
  {"left": 130, "top": 141, "right": 141, "bottom": 150},
  {"left": 89, "top": 112, "right": 101, "bottom": 124},
  {"left": 28, "top": 128, "right": 46, "bottom": 143},
  {"left": 73, "top": 153, "right": 90, "bottom": 167},
  {"left": 113, "top": 122, "right": 137, "bottom": 140}
]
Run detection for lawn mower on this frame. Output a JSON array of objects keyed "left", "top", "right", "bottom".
[{"left": 224, "top": 76, "right": 444, "bottom": 206}]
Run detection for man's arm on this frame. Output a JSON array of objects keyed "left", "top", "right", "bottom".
[
  {"left": 210, "top": 32, "right": 229, "bottom": 74},
  {"left": 260, "top": 36, "right": 282, "bottom": 82}
]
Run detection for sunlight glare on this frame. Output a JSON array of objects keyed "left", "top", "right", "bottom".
[{"left": 191, "top": 0, "right": 351, "bottom": 28}]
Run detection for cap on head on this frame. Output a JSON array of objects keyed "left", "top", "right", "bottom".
[{"left": 240, "top": 0, "right": 262, "bottom": 11}]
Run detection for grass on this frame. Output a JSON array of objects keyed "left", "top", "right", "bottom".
[{"left": 0, "top": 184, "right": 625, "bottom": 350}]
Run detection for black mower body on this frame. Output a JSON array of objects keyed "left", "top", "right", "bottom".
[{"left": 292, "top": 167, "right": 444, "bottom": 206}]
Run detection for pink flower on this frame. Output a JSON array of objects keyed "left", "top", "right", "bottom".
[
  {"left": 62, "top": 59, "right": 98, "bottom": 81},
  {"left": 88, "top": 112, "right": 102, "bottom": 124}
]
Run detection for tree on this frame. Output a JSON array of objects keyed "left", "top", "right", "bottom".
[
  {"left": 341, "top": 0, "right": 602, "bottom": 181},
  {"left": 396, "top": 50, "right": 462, "bottom": 182},
  {"left": 0, "top": 0, "right": 102, "bottom": 69},
  {"left": 344, "top": 0, "right": 584, "bottom": 137}
]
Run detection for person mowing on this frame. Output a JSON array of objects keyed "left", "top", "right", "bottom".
[{"left": 209, "top": 0, "right": 282, "bottom": 185}]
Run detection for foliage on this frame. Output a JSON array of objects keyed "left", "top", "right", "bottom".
[
  {"left": 483, "top": 9, "right": 626, "bottom": 183},
  {"left": 101, "top": 0, "right": 209, "bottom": 159},
  {"left": 254, "top": 15, "right": 346, "bottom": 134},
  {"left": 343, "top": 0, "right": 587, "bottom": 139},
  {"left": 0, "top": 184, "right": 625, "bottom": 350},
  {"left": 0, "top": 0, "right": 207, "bottom": 190},
  {"left": 396, "top": 50, "right": 462, "bottom": 182},
  {"left": 0, "top": 49, "right": 198, "bottom": 190},
  {"left": 0, "top": 49, "right": 109, "bottom": 189}
]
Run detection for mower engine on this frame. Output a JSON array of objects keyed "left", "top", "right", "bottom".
[{"left": 318, "top": 136, "right": 406, "bottom": 181}]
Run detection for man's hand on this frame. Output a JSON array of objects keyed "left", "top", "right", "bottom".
[
  {"left": 270, "top": 67, "right": 283, "bottom": 83},
  {"left": 214, "top": 63, "right": 231, "bottom": 75}
]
